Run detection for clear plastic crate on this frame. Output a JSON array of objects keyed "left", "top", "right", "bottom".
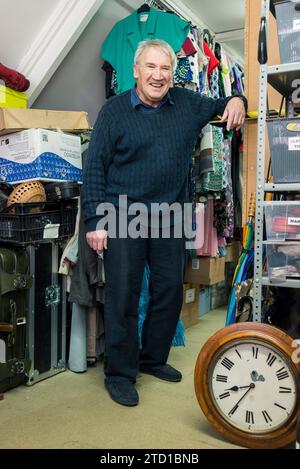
[
  {"left": 265, "top": 201, "right": 300, "bottom": 240},
  {"left": 274, "top": 0, "right": 300, "bottom": 64},
  {"left": 265, "top": 241, "right": 300, "bottom": 280},
  {"left": 267, "top": 118, "right": 300, "bottom": 183}
]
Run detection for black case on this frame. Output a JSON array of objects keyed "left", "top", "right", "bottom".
[
  {"left": 26, "top": 242, "right": 67, "bottom": 384},
  {"left": 0, "top": 247, "right": 32, "bottom": 393}
]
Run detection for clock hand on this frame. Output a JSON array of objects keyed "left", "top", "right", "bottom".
[
  {"left": 229, "top": 383, "right": 255, "bottom": 415},
  {"left": 225, "top": 385, "right": 254, "bottom": 392}
]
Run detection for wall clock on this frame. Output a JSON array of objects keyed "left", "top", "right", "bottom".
[{"left": 194, "top": 323, "right": 300, "bottom": 449}]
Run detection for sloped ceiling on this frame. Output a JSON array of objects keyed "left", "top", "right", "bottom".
[
  {"left": 0, "top": 0, "right": 245, "bottom": 123},
  {"left": 0, "top": 0, "right": 62, "bottom": 69},
  {"left": 0, "top": 0, "right": 245, "bottom": 71},
  {"left": 187, "top": 0, "right": 245, "bottom": 33}
]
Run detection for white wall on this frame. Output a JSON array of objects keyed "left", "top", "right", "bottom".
[{"left": 33, "top": 0, "right": 141, "bottom": 125}]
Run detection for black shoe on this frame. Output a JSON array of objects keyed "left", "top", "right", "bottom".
[
  {"left": 104, "top": 380, "right": 139, "bottom": 407},
  {"left": 139, "top": 364, "right": 182, "bottom": 382}
]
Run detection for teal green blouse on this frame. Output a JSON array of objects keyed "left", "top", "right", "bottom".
[{"left": 101, "top": 8, "right": 190, "bottom": 94}]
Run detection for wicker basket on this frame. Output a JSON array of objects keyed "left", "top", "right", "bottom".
[{"left": 7, "top": 181, "right": 46, "bottom": 213}]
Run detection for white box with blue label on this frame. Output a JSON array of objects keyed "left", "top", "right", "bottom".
[{"left": 0, "top": 128, "right": 82, "bottom": 183}]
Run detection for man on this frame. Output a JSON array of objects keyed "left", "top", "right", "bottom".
[{"left": 82, "top": 39, "right": 246, "bottom": 407}]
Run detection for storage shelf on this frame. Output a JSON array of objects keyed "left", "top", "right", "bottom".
[
  {"left": 269, "top": 0, "right": 277, "bottom": 17},
  {"left": 268, "top": 62, "right": 300, "bottom": 96},
  {"left": 264, "top": 183, "right": 300, "bottom": 192},
  {"left": 262, "top": 276, "right": 300, "bottom": 288}
]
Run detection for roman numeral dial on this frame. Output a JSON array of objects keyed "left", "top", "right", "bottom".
[
  {"left": 246, "top": 411, "right": 254, "bottom": 425},
  {"left": 221, "top": 357, "right": 234, "bottom": 370},
  {"left": 276, "top": 367, "right": 289, "bottom": 381},
  {"left": 266, "top": 353, "right": 277, "bottom": 367},
  {"left": 210, "top": 341, "right": 297, "bottom": 434}
]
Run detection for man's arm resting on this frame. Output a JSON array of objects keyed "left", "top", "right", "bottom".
[{"left": 220, "top": 95, "right": 247, "bottom": 131}]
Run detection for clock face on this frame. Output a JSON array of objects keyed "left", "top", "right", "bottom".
[{"left": 210, "top": 339, "right": 297, "bottom": 434}]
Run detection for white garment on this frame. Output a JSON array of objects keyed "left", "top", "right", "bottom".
[
  {"left": 59, "top": 202, "right": 81, "bottom": 276},
  {"left": 221, "top": 50, "right": 232, "bottom": 97}
]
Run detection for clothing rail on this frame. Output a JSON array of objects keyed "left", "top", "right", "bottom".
[{"left": 145, "top": 0, "right": 244, "bottom": 68}]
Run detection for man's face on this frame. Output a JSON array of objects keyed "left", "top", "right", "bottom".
[{"left": 133, "top": 46, "right": 173, "bottom": 107}]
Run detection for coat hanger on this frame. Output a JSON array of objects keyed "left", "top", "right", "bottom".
[{"left": 137, "top": 3, "right": 150, "bottom": 14}]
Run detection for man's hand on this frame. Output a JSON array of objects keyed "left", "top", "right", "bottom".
[
  {"left": 220, "top": 97, "right": 246, "bottom": 131},
  {"left": 86, "top": 230, "right": 108, "bottom": 252}
]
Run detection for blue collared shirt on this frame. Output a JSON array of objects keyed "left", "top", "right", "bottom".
[{"left": 131, "top": 87, "right": 174, "bottom": 112}]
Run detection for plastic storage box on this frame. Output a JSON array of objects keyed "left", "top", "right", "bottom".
[
  {"left": 0, "top": 85, "right": 27, "bottom": 109},
  {"left": 274, "top": 0, "right": 300, "bottom": 64},
  {"left": 267, "top": 118, "right": 300, "bottom": 183},
  {"left": 0, "top": 200, "right": 77, "bottom": 245},
  {"left": 265, "top": 201, "right": 300, "bottom": 240},
  {"left": 265, "top": 241, "right": 300, "bottom": 280}
]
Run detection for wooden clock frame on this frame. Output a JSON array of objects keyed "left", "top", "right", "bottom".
[{"left": 194, "top": 322, "right": 300, "bottom": 449}]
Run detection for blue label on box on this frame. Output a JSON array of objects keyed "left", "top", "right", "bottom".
[{"left": 0, "top": 152, "right": 82, "bottom": 183}]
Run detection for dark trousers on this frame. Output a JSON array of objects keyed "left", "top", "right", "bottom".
[{"left": 103, "top": 230, "right": 185, "bottom": 383}]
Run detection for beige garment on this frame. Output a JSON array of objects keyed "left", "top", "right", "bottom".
[{"left": 86, "top": 305, "right": 105, "bottom": 364}]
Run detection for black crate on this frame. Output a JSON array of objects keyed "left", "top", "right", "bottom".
[{"left": 0, "top": 200, "right": 78, "bottom": 245}]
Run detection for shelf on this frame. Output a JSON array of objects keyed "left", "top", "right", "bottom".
[
  {"left": 209, "top": 117, "right": 257, "bottom": 125},
  {"left": 269, "top": 0, "right": 278, "bottom": 18},
  {"left": 264, "top": 183, "right": 300, "bottom": 192},
  {"left": 262, "top": 276, "right": 300, "bottom": 288},
  {"left": 268, "top": 62, "right": 300, "bottom": 96}
]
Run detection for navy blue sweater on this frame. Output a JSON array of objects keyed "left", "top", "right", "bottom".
[{"left": 82, "top": 87, "right": 242, "bottom": 232}]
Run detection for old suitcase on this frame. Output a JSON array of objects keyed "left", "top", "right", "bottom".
[
  {"left": 26, "top": 242, "right": 67, "bottom": 385},
  {"left": 0, "top": 247, "right": 32, "bottom": 393}
]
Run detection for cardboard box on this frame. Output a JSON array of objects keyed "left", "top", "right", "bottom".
[
  {"left": 0, "top": 85, "right": 27, "bottom": 109},
  {"left": 0, "top": 128, "right": 82, "bottom": 183},
  {"left": 0, "top": 107, "right": 90, "bottom": 136},
  {"left": 184, "top": 256, "right": 225, "bottom": 286},
  {"left": 181, "top": 284, "right": 200, "bottom": 329},
  {"left": 225, "top": 241, "right": 241, "bottom": 263}
]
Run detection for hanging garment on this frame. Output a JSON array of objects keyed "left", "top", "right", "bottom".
[
  {"left": 199, "top": 126, "right": 225, "bottom": 192},
  {"left": 210, "top": 68, "right": 220, "bottom": 99},
  {"left": 213, "top": 192, "right": 230, "bottom": 236},
  {"left": 102, "top": 7, "right": 190, "bottom": 94},
  {"left": 188, "top": 54, "right": 200, "bottom": 90},
  {"left": 220, "top": 50, "right": 232, "bottom": 97},
  {"left": 176, "top": 29, "right": 200, "bottom": 91},
  {"left": 222, "top": 136, "right": 234, "bottom": 237},
  {"left": 174, "top": 57, "right": 193, "bottom": 85},
  {"left": 196, "top": 198, "right": 218, "bottom": 257},
  {"left": 102, "top": 61, "right": 116, "bottom": 99},
  {"left": 231, "top": 129, "right": 243, "bottom": 228},
  {"left": 181, "top": 36, "right": 197, "bottom": 56},
  {"left": 59, "top": 204, "right": 81, "bottom": 277},
  {"left": 203, "top": 41, "right": 219, "bottom": 76},
  {"left": 68, "top": 216, "right": 104, "bottom": 308},
  {"left": 214, "top": 42, "right": 226, "bottom": 99},
  {"left": 193, "top": 126, "right": 214, "bottom": 180}
]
